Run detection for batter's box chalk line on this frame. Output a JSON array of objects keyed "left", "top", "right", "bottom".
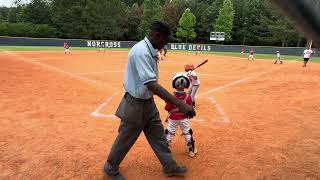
[
  {"left": 158, "top": 97, "right": 228, "bottom": 124},
  {"left": 91, "top": 92, "right": 121, "bottom": 119},
  {"left": 208, "top": 97, "right": 230, "bottom": 123},
  {"left": 91, "top": 93, "right": 229, "bottom": 124}
]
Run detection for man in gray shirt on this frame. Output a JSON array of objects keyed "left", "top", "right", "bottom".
[{"left": 103, "top": 21, "right": 196, "bottom": 180}]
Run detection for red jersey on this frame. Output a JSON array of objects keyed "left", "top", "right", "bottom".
[
  {"left": 250, "top": 50, "right": 254, "bottom": 55},
  {"left": 64, "top": 43, "right": 69, "bottom": 49},
  {"left": 165, "top": 92, "right": 192, "bottom": 120}
]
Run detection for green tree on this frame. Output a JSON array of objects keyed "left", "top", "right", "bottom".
[
  {"left": 176, "top": 8, "right": 196, "bottom": 43},
  {"left": 123, "top": 3, "right": 143, "bottom": 40},
  {"left": 86, "top": 0, "right": 126, "bottom": 40},
  {"left": 122, "top": 0, "right": 144, "bottom": 6},
  {"left": 258, "top": 1, "right": 299, "bottom": 47},
  {"left": 7, "top": 5, "right": 27, "bottom": 23},
  {"left": 138, "top": 0, "right": 161, "bottom": 38},
  {"left": 214, "top": 0, "right": 235, "bottom": 42},
  {"left": 188, "top": 0, "right": 222, "bottom": 42},
  {"left": 230, "top": 0, "right": 245, "bottom": 44},
  {"left": 0, "top": 7, "right": 10, "bottom": 23},
  {"left": 25, "top": 0, "right": 51, "bottom": 24},
  {"left": 0, "top": 22, "right": 56, "bottom": 37},
  {"left": 161, "top": 1, "right": 179, "bottom": 35},
  {"left": 51, "top": 0, "right": 88, "bottom": 39}
]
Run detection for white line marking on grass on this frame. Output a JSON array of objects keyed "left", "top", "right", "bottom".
[
  {"left": 3, "top": 51, "right": 101, "bottom": 85},
  {"left": 209, "top": 97, "right": 230, "bottom": 123},
  {"left": 197, "top": 66, "right": 283, "bottom": 97}
]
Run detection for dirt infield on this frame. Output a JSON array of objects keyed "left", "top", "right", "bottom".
[{"left": 1, "top": 50, "right": 320, "bottom": 180}]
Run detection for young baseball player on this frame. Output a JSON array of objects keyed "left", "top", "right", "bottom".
[
  {"left": 248, "top": 48, "right": 254, "bottom": 60},
  {"left": 164, "top": 72, "right": 197, "bottom": 157},
  {"left": 64, "top": 41, "right": 71, "bottom": 55},
  {"left": 63, "top": 41, "right": 70, "bottom": 54},
  {"left": 195, "top": 46, "right": 201, "bottom": 56},
  {"left": 185, "top": 64, "right": 200, "bottom": 107},
  {"left": 99, "top": 47, "right": 105, "bottom": 52},
  {"left": 274, "top": 50, "right": 283, "bottom": 64},
  {"left": 302, "top": 47, "right": 314, "bottom": 67},
  {"left": 241, "top": 48, "right": 245, "bottom": 54}
]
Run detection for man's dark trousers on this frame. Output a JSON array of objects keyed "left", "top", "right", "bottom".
[{"left": 104, "top": 92, "right": 178, "bottom": 174}]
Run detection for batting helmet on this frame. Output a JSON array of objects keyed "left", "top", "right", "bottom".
[
  {"left": 184, "top": 64, "right": 194, "bottom": 72},
  {"left": 172, "top": 72, "right": 190, "bottom": 89}
]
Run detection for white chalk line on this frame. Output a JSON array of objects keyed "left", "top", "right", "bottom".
[
  {"left": 76, "top": 70, "right": 170, "bottom": 75},
  {"left": 2, "top": 50, "right": 122, "bottom": 119},
  {"left": 2, "top": 50, "right": 219, "bottom": 124},
  {"left": 75, "top": 69, "right": 236, "bottom": 79},
  {"left": 76, "top": 70, "right": 125, "bottom": 75},
  {"left": 3, "top": 50, "right": 103, "bottom": 86},
  {"left": 2, "top": 50, "right": 272, "bottom": 123},
  {"left": 91, "top": 92, "right": 121, "bottom": 119},
  {"left": 197, "top": 73, "right": 239, "bottom": 79},
  {"left": 93, "top": 92, "right": 167, "bottom": 119},
  {"left": 197, "top": 66, "right": 283, "bottom": 97},
  {"left": 91, "top": 96, "right": 117, "bottom": 119},
  {"left": 208, "top": 97, "right": 230, "bottom": 123}
]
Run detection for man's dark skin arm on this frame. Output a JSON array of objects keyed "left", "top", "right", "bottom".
[{"left": 146, "top": 81, "right": 196, "bottom": 119}]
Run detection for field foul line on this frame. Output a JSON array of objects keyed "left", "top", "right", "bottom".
[
  {"left": 2, "top": 50, "right": 123, "bottom": 119},
  {"left": 209, "top": 97, "right": 230, "bottom": 123},
  {"left": 76, "top": 70, "right": 125, "bottom": 75},
  {"left": 197, "top": 66, "right": 283, "bottom": 97},
  {"left": 76, "top": 70, "right": 169, "bottom": 75},
  {"left": 3, "top": 51, "right": 104, "bottom": 86},
  {"left": 197, "top": 73, "right": 240, "bottom": 79},
  {"left": 75, "top": 70, "right": 236, "bottom": 79}
]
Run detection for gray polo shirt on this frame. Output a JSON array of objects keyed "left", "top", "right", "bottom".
[{"left": 124, "top": 37, "right": 159, "bottom": 99}]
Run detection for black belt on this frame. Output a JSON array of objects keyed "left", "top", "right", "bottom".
[{"left": 124, "top": 92, "right": 152, "bottom": 104}]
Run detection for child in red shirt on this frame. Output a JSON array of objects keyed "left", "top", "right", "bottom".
[
  {"left": 248, "top": 48, "right": 254, "bottom": 60},
  {"left": 165, "top": 72, "right": 197, "bottom": 157},
  {"left": 64, "top": 42, "right": 71, "bottom": 55}
]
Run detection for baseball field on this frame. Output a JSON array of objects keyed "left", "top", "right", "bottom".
[{"left": 1, "top": 47, "right": 320, "bottom": 179}]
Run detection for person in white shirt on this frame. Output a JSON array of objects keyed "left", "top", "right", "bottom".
[
  {"left": 274, "top": 50, "right": 283, "bottom": 64},
  {"left": 302, "top": 47, "right": 314, "bottom": 67},
  {"left": 184, "top": 64, "right": 200, "bottom": 107}
]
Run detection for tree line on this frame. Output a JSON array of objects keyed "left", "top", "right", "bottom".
[{"left": 0, "top": 0, "right": 312, "bottom": 47}]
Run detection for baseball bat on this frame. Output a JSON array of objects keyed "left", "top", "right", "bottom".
[{"left": 194, "top": 59, "right": 208, "bottom": 70}]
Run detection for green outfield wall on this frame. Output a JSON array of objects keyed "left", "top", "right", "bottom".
[{"left": 0, "top": 36, "right": 318, "bottom": 56}]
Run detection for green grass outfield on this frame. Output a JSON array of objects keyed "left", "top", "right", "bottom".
[{"left": 1, "top": 46, "right": 319, "bottom": 62}]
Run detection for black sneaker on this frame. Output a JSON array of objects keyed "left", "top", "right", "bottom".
[
  {"left": 164, "top": 166, "right": 188, "bottom": 177},
  {"left": 104, "top": 171, "right": 125, "bottom": 180},
  {"left": 104, "top": 164, "right": 125, "bottom": 180}
]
